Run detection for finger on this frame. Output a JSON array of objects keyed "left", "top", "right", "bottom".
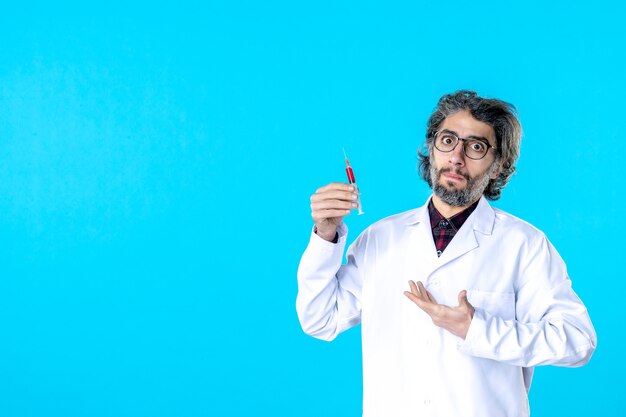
[
  {"left": 311, "top": 199, "right": 358, "bottom": 211},
  {"left": 425, "top": 288, "right": 438, "bottom": 304},
  {"left": 311, "top": 209, "right": 352, "bottom": 222},
  {"left": 417, "top": 281, "right": 434, "bottom": 303},
  {"left": 311, "top": 190, "right": 359, "bottom": 204},
  {"left": 315, "top": 182, "right": 355, "bottom": 194},
  {"left": 404, "top": 291, "right": 434, "bottom": 315},
  {"left": 458, "top": 290, "right": 470, "bottom": 307},
  {"left": 408, "top": 280, "right": 420, "bottom": 296},
  {"left": 404, "top": 291, "right": 425, "bottom": 307}
]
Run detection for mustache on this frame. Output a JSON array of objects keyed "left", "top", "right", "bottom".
[{"left": 437, "top": 167, "right": 470, "bottom": 181}]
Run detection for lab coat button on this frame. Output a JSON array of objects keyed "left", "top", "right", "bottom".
[{"left": 431, "top": 279, "right": 440, "bottom": 288}]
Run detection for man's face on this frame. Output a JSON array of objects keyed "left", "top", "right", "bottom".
[{"left": 429, "top": 110, "right": 500, "bottom": 207}]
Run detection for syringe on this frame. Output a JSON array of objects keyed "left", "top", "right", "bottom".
[{"left": 343, "top": 148, "right": 364, "bottom": 215}]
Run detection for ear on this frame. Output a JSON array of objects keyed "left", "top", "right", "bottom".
[{"left": 490, "top": 160, "right": 504, "bottom": 180}]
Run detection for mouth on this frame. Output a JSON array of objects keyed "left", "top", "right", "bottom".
[{"left": 442, "top": 172, "right": 466, "bottom": 183}]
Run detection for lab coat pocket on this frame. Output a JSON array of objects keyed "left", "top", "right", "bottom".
[{"left": 467, "top": 289, "right": 516, "bottom": 321}]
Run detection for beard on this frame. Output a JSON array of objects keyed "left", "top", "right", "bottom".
[{"left": 430, "top": 160, "right": 499, "bottom": 207}]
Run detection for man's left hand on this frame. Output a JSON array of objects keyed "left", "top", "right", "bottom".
[{"left": 404, "top": 280, "right": 475, "bottom": 339}]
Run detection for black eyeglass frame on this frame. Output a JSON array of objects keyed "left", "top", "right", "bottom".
[{"left": 432, "top": 130, "right": 497, "bottom": 160}]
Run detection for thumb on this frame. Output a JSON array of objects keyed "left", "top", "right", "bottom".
[{"left": 458, "top": 290, "right": 470, "bottom": 307}]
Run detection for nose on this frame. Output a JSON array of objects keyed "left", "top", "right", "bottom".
[{"left": 448, "top": 141, "right": 466, "bottom": 166}]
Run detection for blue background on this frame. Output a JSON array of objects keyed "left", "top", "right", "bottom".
[{"left": 0, "top": 1, "right": 622, "bottom": 416}]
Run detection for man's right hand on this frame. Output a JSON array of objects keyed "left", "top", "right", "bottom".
[{"left": 310, "top": 182, "right": 358, "bottom": 242}]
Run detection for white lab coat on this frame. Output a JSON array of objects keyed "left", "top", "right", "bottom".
[{"left": 296, "top": 196, "right": 596, "bottom": 417}]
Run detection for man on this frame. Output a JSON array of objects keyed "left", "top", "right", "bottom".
[{"left": 296, "top": 90, "right": 596, "bottom": 417}]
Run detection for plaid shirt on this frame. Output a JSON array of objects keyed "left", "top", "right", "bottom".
[{"left": 428, "top": 199, "right": 480, "bottom": 257}]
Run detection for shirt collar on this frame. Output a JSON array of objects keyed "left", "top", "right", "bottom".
[
  {"left": 428, "top": 198, "right": 480, "bottom": 231},
  {"left": 404, "top": 195, "right": 495, "bottom": 236}
]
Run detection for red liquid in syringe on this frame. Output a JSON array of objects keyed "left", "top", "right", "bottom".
[
  {"left": 346, "top": 165, "right": 356, "bottom": 183},
  {"left": 343, "top": 149, "right": 364, "bottom": 215}
]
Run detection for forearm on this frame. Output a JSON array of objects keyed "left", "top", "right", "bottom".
[{"left": 460, "top": 305, "right": 596, "bottom": 367}]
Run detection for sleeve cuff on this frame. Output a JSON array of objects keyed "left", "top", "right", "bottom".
[
  {"left": 309, "top": 223, "right": 348, "bottom": 252},
  {"left": 458, "top": 307, "right": 488, "bottom": 354}
]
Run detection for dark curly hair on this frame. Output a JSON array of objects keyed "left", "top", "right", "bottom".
[{"left": 418, "top": 90, "right": 522, "bottom": 200}]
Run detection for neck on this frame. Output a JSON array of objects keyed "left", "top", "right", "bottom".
[{"left": 431, "top": 194, "right": 480, "bottom": 218}]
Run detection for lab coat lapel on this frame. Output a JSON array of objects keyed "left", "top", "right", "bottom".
[
  {"left": 403, "top": 201, "right": 439, "bottom": 281},
  {"left": 436, "top": 218, "right": 478, "bottom": 266},
  {"left": 436, "top": 197, "right": 495, "bottom": 269},
  {"left": 403, "top": 197, "right": 496, "bottom": 280}
]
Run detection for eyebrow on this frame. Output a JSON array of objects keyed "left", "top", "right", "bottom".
[{"left": 440, "top": 129, "right": 490, "bottom": 144}]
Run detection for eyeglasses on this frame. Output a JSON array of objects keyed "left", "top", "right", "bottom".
[{"left": 433, "top": 130, "right": 497, "bottom": 160}]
